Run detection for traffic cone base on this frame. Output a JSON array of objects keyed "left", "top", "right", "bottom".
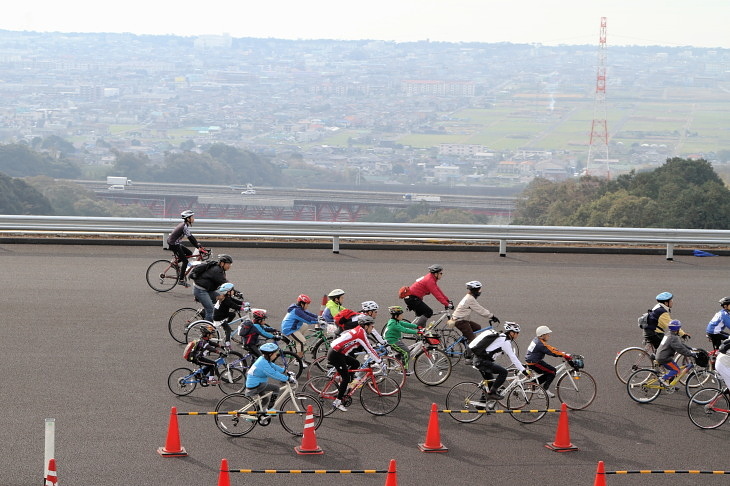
[
  {"left": 157, "top": 406, "right": 188, "bottom": 457},
  {"left": 545, "top": 402, "right": 578, "bottom": 452},
  {"left": 384, "top": 459, "right": 398, "bottom": 486},
  {"left": 45, "top": 458, "right": 58, "bottom": 486},
  {"left": 295, "top": 404, "right": 324, "bottom": 455},
  {"left": 418, "top": 403, "right": 448, "bottom": 452},
  {"left": 217, "top": 458, "right": 231, "bottom": 486}
]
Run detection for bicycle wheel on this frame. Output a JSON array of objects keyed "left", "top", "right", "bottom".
[
  {"left": 167, "top": 367, "right": 197, "bottom": 396},
  {"left": 494, "top": 341, "right": 520, "bottom": 371},
  {"left": 278, "top": 351, "right": 303, "bottom": 379},
  {"left": 184, "top": 319, "right": 218, "bottom": 343},
  {"left": 146, "top": 259, "right": 179, "bottom": 292},
  {"left": 214, "top": 393, "right": 258, "bottom": 437},
  {"left": 360, "top": 376, "right": 401, "bottom": 415},
  {"left": 506, "top": 382, "right": 549, "bottom": 423},
  {"left": 413, "top": 348, "right": 452, "bottom": 386},
  {"left": 304, "top": 376, "right": 339, "bottom": 417},
  {"left": 441, "top": 332, "right": 466, "bottom": 364},
  {"left": 217, "top": 367, "right": 246, "bottom": 395},
  {"left": 168, "top": 307, "right": 203, "bottom": 343},
  {"left": 614, "top": 347, "right": 653, "bottom": 384},
  {"left": 278, "top": 392, "right": 324, "bottom": 436},
  {"left": 555, "top": 370, "right": 597, "bottom": 410},
  {"left": 378, "top": 355, "right": 407, "bottom": 390},
  {"left": 687, "top": 388, "right": 730, "bottom": 429},
  {"left": 311, "top": 339, "right": 332, "bottom": 371},
  {"left": 684, "top": 369, "right": 720, "bottom": 398},
  {"left": 305, "top": 356, "right": 335, "bottom": 380},
  {"left": 445, "top": 381, "right": 487, "bottom": 423},
  {"left": 626, "top": 368, "right": 662, "bottom": 403}
]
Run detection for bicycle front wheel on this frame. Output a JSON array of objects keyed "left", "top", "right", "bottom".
[
  {"left": 168, "top": 307, "right": 203, "bottom": 343},
  {"left": 167, "top": 367, "right": 196, "bottom": 396},
  {"left": 445, "top": 381, "right": 486, "bottom": 423},
  {"left": 626, "top": 368, "right": 662, "bottom": 403},
  {"left": 146, "top": 259, "right": 179, "bottom": 292},
  {"left": 184, "top": 319, "right": 217, "bottom": 343},
  {"left": 214, "top": 393, "right": 258, "bottom": 437},
  {"left": 279, "top": 392, "right": 324, "bottom": 436},
  {"left": 413, "top": 348, "right": 452, "bottom": 386},
  {"left": 687, "top": 388, "right": 730, "bottom": 429},
  {"left": 614, "top": 347, "right": 653, "bottom": 384},
  {"left": 217, "top": 367, "right": 246, "bottom": 395},
  {"left": 506, "top": 383, "right": 549, "bottom": 423},
  {"left": 360, "top": 376, "right": 401, "bottom": 415},
  {"left": 684, "top": 369, "right": 720, "bottom": 398},
  {"left": 311, "top": 338, "right": 332, "bottom": 370},
  {"left": 555, "top": 370, "right": 597, "bottom": 410}
]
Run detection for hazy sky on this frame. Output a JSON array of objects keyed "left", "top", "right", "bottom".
[{"left": 2, "top": 0, "right": 728, "bottom": 48}]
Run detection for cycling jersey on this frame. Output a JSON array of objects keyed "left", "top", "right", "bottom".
[
  {"left": 280, "top": 304, "right": 318, "bottom": 335},
  {"left": 245, "top": 355, "right": 288, "bottom": 388},
  {"left": 706, "top": 309, "right": 730, "bottom": 335},
  {"left": 469, "top": 332, "right": 525, "bottom": 372},
  {"left": 452, "top": 293, "right": 493, "bottom": 321},
  {"left": 407, "top": 273, "right": 450, "bottom": 306},
  {"left": 524, "top": 336, "right": 568, "bottom": 364},
  {"left": 167, "top": 221, "right": 199, "bottom": 248},
  {"left": 330, "top": 326, "right": 381, "bottom": 363},
  {"left": 322, "top": 300, "right": 346, "bottom": 323}
]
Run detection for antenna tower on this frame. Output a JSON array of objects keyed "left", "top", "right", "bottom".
[{"left": 586, "top": 17, "right": 611, "bottom": 178}]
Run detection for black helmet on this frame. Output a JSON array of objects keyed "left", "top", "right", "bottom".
[
  {"left": 719, "top": 297, "right": 730, "bottom": 306},
  {"left": 428, "top": 264, "right": 443, "bottom": 274},
  {"left": 218, "top": 254, "right": 233, "bottom": 264}
]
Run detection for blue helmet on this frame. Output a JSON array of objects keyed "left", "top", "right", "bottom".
[
  {"left": 217, "top": 282, "right": 235, "bottom": 293},
  {"left": 668, "top": 319, "right": 682, "bottom": 332},
  {"left": 656, "top": 292, "right": 673, "bottom": 302},
  {"left": 259, "top": 342, "right": 279, "bottom": 354}
]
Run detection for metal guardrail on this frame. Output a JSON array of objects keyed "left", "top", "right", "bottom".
[{"left": 1, "top": 215, "right": 728, "bottom": 259}]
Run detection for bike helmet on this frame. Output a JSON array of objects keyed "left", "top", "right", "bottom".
[
  {"left": 668, "top": 319, "right": 682, "bottom": 332},
  {"left": 217, "top": 282, "right": 235, "bottom": 293},
  {"left": 466, "top": 280, "right": 482, "bottom": 290},
  {"left": 252, "top": 309, "right": 267, "bottom": 321},
  {"left": 259, "top": 342, "right": 279, "bottom": 354},
  {"left": 218, "top": 254, "right": 233, "bottom": 264},
  {"left": 357, "top": 315, "right": 375, "bottom": 327},
  {"left": 361, "top": 301, "right": 379, "bottom": 312},
  {"left": 297, "top": 294, "right": 311, "bottom": 304},
  {"left": 428, "top": 264, "right": 443, "bottom": 274},
  {"left": 328, "top": 289, "right": 346, "bottom": 298},
  {"left": 719, "top": 296, "right": 730, "bottom": 306},
  {"left": 388, "top": 305, "right": 404, "bottom": 315},
  {"left": 199, "top": 324, "right": 215, "bottom": 336},
  {"left": 535, "top": 325, "right": 552, "bottom": 336},
  {"left": 181, "top": 210, "right": 194, "bottom": 219},
  {"left": 503, "top": 322, "right": 521, "bottom": 333},
  {"left": 656, "top": 291, "right": 673, "bottom": 302}
]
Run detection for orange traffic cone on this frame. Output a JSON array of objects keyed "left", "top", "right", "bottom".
[
  {"left": 593, "top": 461, "right": 607, "bottom": 486},
  {"left": 545, "top": 402, "right": 578, "bottom": 452},
  {"left": 217, "top": 458, "right": 231, "bottom": 486},
  {"left": 295, "top": 404, "right": 324, "bottom": 455},
  {"left": 157, "top": 406, "right": 188, "bottom": 457},
  {"left": 418, "top": 403, "right": 448, "bottom": 452},
  {"left": 45, "top": 458, "right": 58, "bottom": 486},
  {"left": 384, "top": 459, "right": 398, "bottom": 486}
]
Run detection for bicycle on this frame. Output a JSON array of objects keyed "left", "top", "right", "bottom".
[
  {"left": 305, "top": 346, "right": 407, "bottom": 391},
  {"left": 167, "top": 353, "right": 246, "bottom": 396},
  {"left": 407, "top": 329, "right": 452, "bottom": 386},
  {"left": 304, "top": 364, "right": 401, "bottom": 416},
  {"left": 168, "top": 305, "right": 204, "bottom": 343},
  {"left": 687, "top": 386, "right": 730, "bottom": 429},
  {"left": 626, "top": 357, "right": 713, "bottom": 403},
  {"left": 145, "top": 246, "right": 210, "bottom": 292},
  {"left": 445, "top": 370, "right": 550, "bottom": 424},
  {"left": 214, "top": 379, "right": 323, "bottom": 437},
  {"left": 441, "top": 325, "right": 520, "bottom": 369},
  {"left": 530, "top": 354, "right": 597, "bottom": 410}
]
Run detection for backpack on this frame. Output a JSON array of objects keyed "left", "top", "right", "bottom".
[
  {"left": 188, "top": 260, "right": 217, "bottom": 281},
  {"left": 638, "top": 309, "right": 657, "bottom": 330},
  {"left": 334, "top": 309, "right": 358, "bottom": 330},
  {"left": 237, "top": 319, "right": 258, "bottom": 344},
  {"left": 468, "top": 329, "right": 501, "bottom": 359},
  {"left": 183, "top": 340, "right": 198, "bottom": 362},
  {"left": 398, "top": 286, "right": 410, "bottom": 299}
]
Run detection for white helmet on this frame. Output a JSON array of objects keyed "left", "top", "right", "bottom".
[
  {"left": 536, "top": 325, "right": 552, "bottom": 337},
  {"left": 503, "top": 322, "right": 521, "bottom": 333},
  {"left": 361, "top": 301, "right": 379, "bottom": 311}
]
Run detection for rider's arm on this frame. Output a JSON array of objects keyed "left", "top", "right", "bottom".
[
  {"left": 500, "top": 340, "right": 525, "bottom": 372},
  {"left": 253, "top": 323, "right": 275, "bottom": 339},
  {"left": 425, "top": 275, "right": 450, "bottom": 306},
  {"left": 182, "top": 224, "right": 200, "bottom": 248},
  {"left": 261, "top": 360, "right": 288, "bottom": 382}
]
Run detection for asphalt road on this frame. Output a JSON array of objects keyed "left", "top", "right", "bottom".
[{"left": 3, "top": 243, "right": 730, "bottom": 485}]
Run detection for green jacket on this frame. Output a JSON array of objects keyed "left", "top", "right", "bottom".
[{"left": 384, "top": 318, "right": 419, "bottom": 343}]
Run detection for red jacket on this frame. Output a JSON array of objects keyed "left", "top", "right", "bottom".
[{"left": 408, "top": 273, "right": 449, "bottom": 306}]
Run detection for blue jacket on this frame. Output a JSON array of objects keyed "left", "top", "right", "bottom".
[
  {"left": 707, "top": 309, "right": 730, "bottom": 335},
  {"left": 245, "top": 356, "right": 288, "bottom": 388},
  {"left": 280, "top": 304, "right": 319, "bottom": 335}
]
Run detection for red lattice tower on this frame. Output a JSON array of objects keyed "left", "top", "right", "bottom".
[{"left": 586, "top": 17, "right": 611, "bottom": 178}]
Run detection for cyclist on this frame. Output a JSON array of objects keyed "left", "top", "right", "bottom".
[
  {"left": 237, "top": 310, "right": 277, "bottom": 360},
  {"left": 715, "top": 336, "right": 730, "bottom": 388},
  {"left": 524, "top": 325, "right": 571, "bottom": 398},
  {"left": 403, "top": 264, "right": 453, "bottom": 328},
  {"left": 189, "top": 324, "right": 226, "bottom": 384},
  {"left": 327, "top": 314, "right": 383, "bottom": 411},
  {"left": 469, "top": 321, "right": 528, "bottom": 400},
  {"left": 192, "top": 254, "right": 233, "bottom": 322},
  {"left": 383, "top": 305, "right": 419, "bottom": 374},
  {"left": 655, "top": 319, "right": 699, "bottom": 386},
  {"left": 281, "top": 294, "right": 319, "bottom": 365},
  {"left": 452, "top": 280, "right": 500, "bottom": 365},
  {"left": 645, "top": 291, "right": 689, "bottom": 350},
  {"left": 706, "top": 297, "right": 730, "bottom": 350},
  {"left": 212, "top": 282, "right": 244, "bottom": 348},
  {"left": 245, "top": 342, "right": 297, "bottom": 413},
  {"left": 322, "top": 289, "right": 347, "bottom": 324},
  {"left": 167, "top": 210, "right": 206, "bottom": 287}
]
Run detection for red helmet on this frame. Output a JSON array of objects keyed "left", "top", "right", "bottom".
[
  {"left": 297, "top": 294, "right": 311, "bottom": 304},
  {"left": 252, "top": 309, "right": 267, "bottom": 321}
]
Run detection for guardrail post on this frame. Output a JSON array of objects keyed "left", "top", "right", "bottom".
[
  {"left": 333, "top": 236, "right": 340, "bottom": 254},
  {"left": 162, "top": 233, "right": 169, "bottom": 250},
  {"left": 499, "top": 239, "right": 506, "bottom": 257},
  {"left": 666, "top": 243, "right": 674, "bottom": 261}
]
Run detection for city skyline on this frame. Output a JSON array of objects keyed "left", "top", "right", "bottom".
[{"left": 2, "top": 0, "right": 729, "bottom": 48}]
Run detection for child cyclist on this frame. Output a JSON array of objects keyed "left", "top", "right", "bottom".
[
  {"left": 281, "top": 294, "right": 319, "bottom": 365},
  {"left": 245, "top": 342, "right": 297, "bottom": 412},
  {"left": 383, "top": 305, "right": 419, "bottom": 373},
  {"left": 189, "top": 324, "right": 227, "bottom": 384},
  {"left": 212, "top": 282, "right": 244, "bottom": 348},
  {"left": 655, "top": 320, "right": 700, "bottom": 386},
  {"left": 237, "top": 309, "right": 278, "bottom": 360},
  {"left": 524, "top": 325, "right": 571, "bottom": 398},
  {"left": 322, "top": 289, "right": 347, "bottom": 324}
]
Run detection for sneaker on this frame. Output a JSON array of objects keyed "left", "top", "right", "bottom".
[
  {"left": 332, "top": 399, "right": 348, "bottom": 412},
  {"left": 207, "top": 376, "right": 220, "bottom": 385},
  {"left": 404, "top": 370, "right": 413, "bottom": 376},
  {"left": 464, "top": 358, "right": 473, "bottom": 365},
  {"left": 546, "top": 390, "right": 555, "bottom": 398},
  {"left": 486, "top": 391, "right": 504, "bottom": 400},
  {"left": 178, "top": 280, "right": 190, "bottom": 288}
]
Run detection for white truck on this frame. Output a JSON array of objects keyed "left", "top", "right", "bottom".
[
  {"left": 403, "top": 193, "right": 441, "bottom": 202},
  {"left": 106, "top": 176, "right": 132, "bottom": 186}
]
